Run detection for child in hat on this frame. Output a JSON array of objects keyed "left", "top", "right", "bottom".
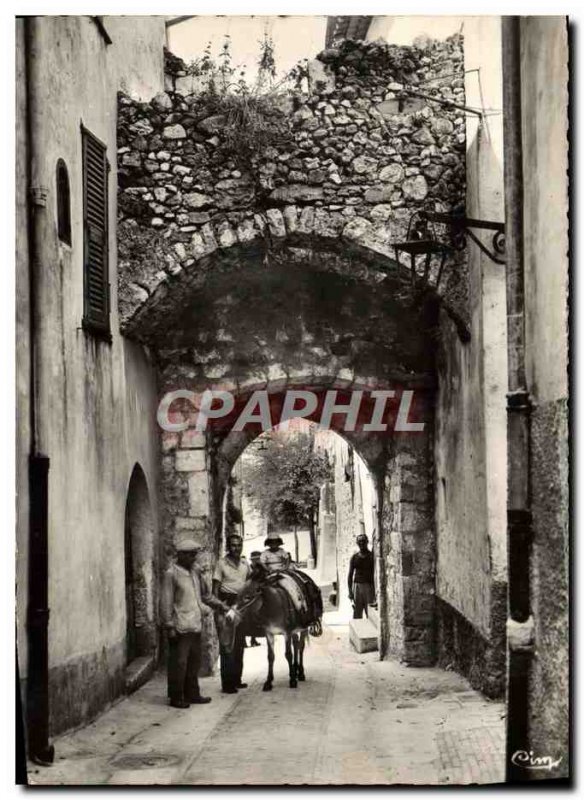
[
  {"left": 260, "top": 532, "right": 292, "bottom": 573},
  {"left": 260, "top": 532, "right": 306, "bottom": 614}
]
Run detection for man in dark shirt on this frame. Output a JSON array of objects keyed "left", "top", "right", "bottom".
[{"left": 348, "top": 534, "right": 375, "bottom": 619}]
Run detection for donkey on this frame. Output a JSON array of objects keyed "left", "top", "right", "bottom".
[{"left": 219, "top": 575, "right": 323, "bottom": 691}]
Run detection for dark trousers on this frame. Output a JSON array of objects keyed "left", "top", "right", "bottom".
[
  {"left": 167, "top": 632, "right": 202, "bottom": 702},
  {"left": 218, "top": 591, "right": 245, "bottom": 690},
  {"left": 353, "top": 582, "right": 375, "bottom": 619}
]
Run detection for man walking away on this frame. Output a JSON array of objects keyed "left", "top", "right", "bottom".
[
  {"left": 348, "top": 534, "right": 375, "bottom": 619},
  {"left": 162, "top": 539, "right": 227, "bottom": 708}
]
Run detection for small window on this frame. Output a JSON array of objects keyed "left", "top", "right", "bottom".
[
  {"left": 56, "top": 159, "right": 71, "bottom": 245},
  {"left": 81, "top": 125, "right": 110, "bottom": 340}
]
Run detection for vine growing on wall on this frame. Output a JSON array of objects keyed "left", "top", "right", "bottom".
[{"left": 184, "top": 34, "right": 294, "bottom": 199}]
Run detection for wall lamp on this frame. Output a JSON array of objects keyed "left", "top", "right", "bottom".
[
  {"left": 422, "top": 211, "right": 506, "bottom": 265},
  {"left": 393, "top": 211, "right": 455, "bottom": 293},
  {"left": 394, "top": 211, "right": 506, "bottom": 296}
]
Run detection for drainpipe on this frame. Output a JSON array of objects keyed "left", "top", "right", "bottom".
[
  {"left": 375, "top": 455, "right": 390, "bottom": 660},
  {"left": 24, "top": 16, "right": 54, "bottom": 766},
  {"left": 501, "top": 16, "right": 534, "bottom": 783}
]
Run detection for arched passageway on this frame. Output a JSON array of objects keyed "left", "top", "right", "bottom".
[
  {"left": 123, "top": 464, "right": 157, "bottom": 685},
  {"left": 205, "top": 387, "right": 434, "bottom": 665},
  {"left": 224, "top": 422, "right": 379, "bottom": 622},
  {"left": 145, "top": 238, "right": 440, "bottom": 667}
]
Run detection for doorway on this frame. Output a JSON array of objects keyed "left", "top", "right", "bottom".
[{"left": 123, "top": 464, "right": 157, "bottom": 684}]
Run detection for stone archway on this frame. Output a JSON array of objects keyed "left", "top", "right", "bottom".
[
  {"left": 115, "top": 31, "right": 511, "bottom": 697},
  {"left": 141, "top": 236, "right": 441, "bottom": 667},
  {"left": 123, "top": 464, "right": 157, "bottom": 689},
  {"left": 159, "top": 374, "right": 436, "bottom": 666}
]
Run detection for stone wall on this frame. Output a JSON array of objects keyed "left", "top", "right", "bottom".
[
  {"left": 117, "top": 35, "right": 467, "bottom": 332},
  {"left": 382, "top": 408, "right": 435, "bottom": 665},
  {"left": 520, "top": 17, "right": 569, "bottom": 779},
  {"left": 116, "top": 33, "right": 468, "bottom": 680},
  {"left": 154, "top": 244, "right": 437, "bottom": 562}
]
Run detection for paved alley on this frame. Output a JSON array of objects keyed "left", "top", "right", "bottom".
[{"left": 29, "top": 624, "right": 505, "bottom": 786}]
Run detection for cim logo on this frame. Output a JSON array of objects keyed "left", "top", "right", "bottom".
[{"left": 511, "top": 750, "right": 563, "bottom": 772}]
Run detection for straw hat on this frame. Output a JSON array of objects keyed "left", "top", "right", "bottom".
[{"left": 264, "top": 531, "right": 284, "bottom": 546}]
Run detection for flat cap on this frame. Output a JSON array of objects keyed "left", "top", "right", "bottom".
[{"left": 175, "top": 538, "right": 202, "bottom": 552}]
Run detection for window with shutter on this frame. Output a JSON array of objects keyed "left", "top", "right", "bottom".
[
  {"left": 56, "top": 159, "right": 71, "bottom": 245},
  {"left": 81, "top": 125, "right": 110, "bottom": 340}
]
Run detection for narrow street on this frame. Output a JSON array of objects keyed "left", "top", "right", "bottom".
[{"left": 30, "top": 622, "right": 505, "bottom": 786}]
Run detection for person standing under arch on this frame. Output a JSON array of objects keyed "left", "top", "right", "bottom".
[{"left": 348, "top": 534, "right": 375, "bottom": 619}]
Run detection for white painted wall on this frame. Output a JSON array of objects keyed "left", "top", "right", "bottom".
[
  {"left": 435, "top": 17, "right": 508, "bottom": 634},
  {"left": 16, "top": 16, "right": 165, "bottom": 731}
]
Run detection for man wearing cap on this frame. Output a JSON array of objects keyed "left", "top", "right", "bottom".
[
  {"left": 162, "top": 539, "right": 228, "bottom": 709},
  {"left": 213, "top": 534, "right": 251, "bottom": 694},
  {"left": 348, "top": 533, "right": 376, "bottom": 619}
]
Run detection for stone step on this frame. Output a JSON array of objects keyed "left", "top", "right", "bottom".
[
  {"left": 349, "top": 618, "right": 379, "bottom": 654},
  {"left": 125, "top": 655, "right": 156, "bottom": 695},
  {"left": 367, "top": 604, "right": 379, "bottom": 630}
]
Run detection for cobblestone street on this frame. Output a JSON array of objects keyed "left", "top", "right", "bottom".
[{"left": 29, "top": 623, "right": 505, "bottom": 786}]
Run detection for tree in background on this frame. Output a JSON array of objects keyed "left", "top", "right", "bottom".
[
  {"left": 242, "top": 430, "right": 331, "bottom": 564},
  {"left": 223, "top": 475, "right": 243, "bottom": 539}
]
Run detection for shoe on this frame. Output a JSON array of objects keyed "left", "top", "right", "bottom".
[
  {"left": 188, "top": 695, "right": 212, "bottom": 704},
  {"left": 221, "top": 687, "right": 238, "bottom": 694},
  {"left": 169, "top": 699, "right": 190, "bottom": 709},
  {"left": 236, "top": 682, "right": 248, "bottom": 689}
]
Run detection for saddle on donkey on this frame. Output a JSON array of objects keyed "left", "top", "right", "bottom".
[{"left": 264, "top": 569, "right": 323, "bottom": 635}]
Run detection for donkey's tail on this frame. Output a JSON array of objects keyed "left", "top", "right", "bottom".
[{"left": 308, "top": 618, "right": 323, "bottom": 637}]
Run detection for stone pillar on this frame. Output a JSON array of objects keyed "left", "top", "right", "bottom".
[
  {"left": 175, "top": 428, "right": 212, "bottom": 545},
  {"left": 160, "top": 427, "right": 217, "bottom": 674},
  {"left": 382, "top": 427, "right": 435, "bottom": 667}
]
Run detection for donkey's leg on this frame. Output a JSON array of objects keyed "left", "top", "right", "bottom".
[
  {"left": 263, "top": 632, "right": 275, "bottom": 692},
  {"left": 297, "top": 631, "right": 306, "bottom": 681},
  {"left": 288, "top": 633, "right": 299, "bottom": 688},
  {"left": 285, "top": 634, "right": 297, "bottom": 688}
]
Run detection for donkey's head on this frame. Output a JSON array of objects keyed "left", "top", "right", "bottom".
[
  {"left": 234, "top": 578, "right": 264, "bottom": 618},
  {"left": 218, "top": 579, "right": 264, "bottom": 653}
]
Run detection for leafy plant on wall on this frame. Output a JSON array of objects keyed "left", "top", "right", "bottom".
[{"left": 184, "top": 34, "right": 294, "bottom": 201}]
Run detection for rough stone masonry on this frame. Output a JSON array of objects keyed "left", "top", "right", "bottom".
[
  {"left": 116, "top": 35, "right": 468, "bottom": 674},
  {"left": 117, "top": 35, "right": 467, "bottom": 334}
]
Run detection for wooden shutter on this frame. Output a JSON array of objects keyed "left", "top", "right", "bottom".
[{"left": 82, "top": 126, "right": 110, "bottom": 337}]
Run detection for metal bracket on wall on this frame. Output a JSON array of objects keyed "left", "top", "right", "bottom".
[{"left": 421, "top": 212, "right": 506, "bottom": 265}]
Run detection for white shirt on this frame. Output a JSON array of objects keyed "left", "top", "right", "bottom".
[
  {"left": 260, "top": 548, "right": 292, "bottom": 573},
  {"left": 213, "top": 555, "right": 251, "bottom": 595}
]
